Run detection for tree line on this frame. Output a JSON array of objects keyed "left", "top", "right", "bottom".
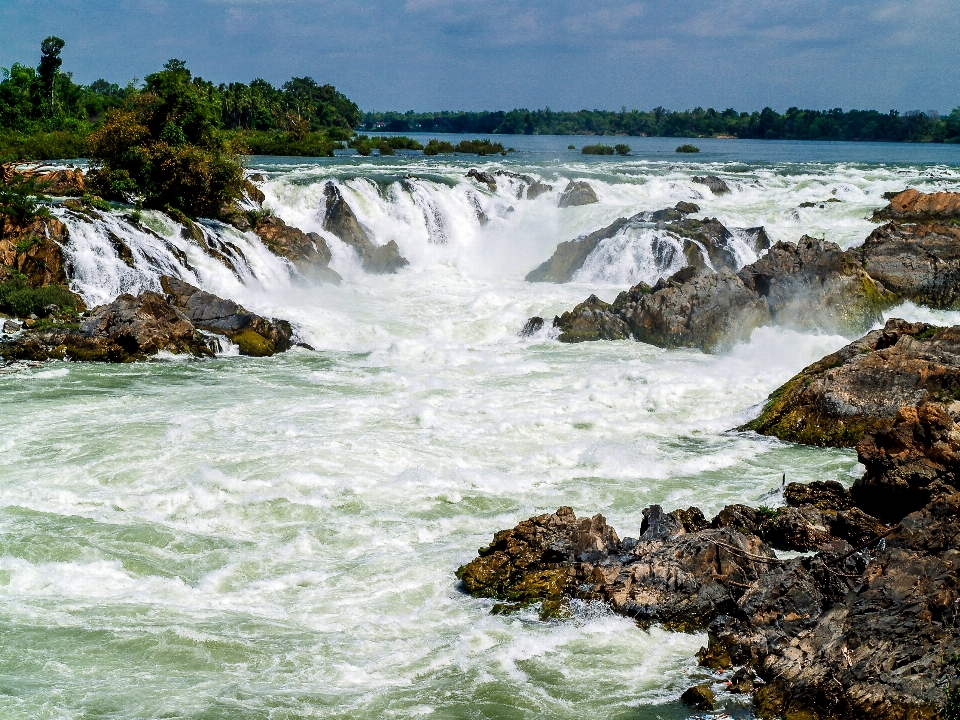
[
  {"left": 361, "top": 106, "right": 960, "bottom": 143},
  {"left": 0, "top": 37, "right": 360, "bottom": 160}
]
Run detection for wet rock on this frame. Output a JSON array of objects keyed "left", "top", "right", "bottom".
[
  {"left": 242, "top": 177, "right": 265, "bottom": 205},
  {"left": 1, "top": 292, "right": 212, "bottom": 362},
  {"left": 557, "top": 180, "right": 598, "bottom": 208},
  {"left": 160, "top": 276, "right": 293, "bottom": 357},
  {"left": 525, "top": 218, "right": 630, "bottom": 282},
  {"left": 692, "top": 175, "right": 731, "bottom": 195},
  {"left": 618, "top": 267, "right": 770, "bottom": 352},
  {"left": 2, "top": 319, "right": 21, "bottom": 334},
  {"left": 674, "top": 201, "right": 700, "bottom": 215},
  {"left": 466, "top": 169, "right": 496, "bottom": 191},
  {"left": 1, "top": 164, "right": 86, "bottom": 196},
  {"left": 323, "top": 182, "right": 408, "bottom": 274},
  {"left": 737, "top": 237, "right": 893, "bottom": 337},
  {"left": 680, "top": 684, "right": 716, "bottom": 710},
  {"left": 519, "top": 316, "right": 544, "bottom": 337},
  {"left": 857, "top": 221, "right": 960, "bottom": 308},
  {"left": 495, "top": 170, "right": 552, "bottom": 200},
  {"left": 726, "top": 666, "right": 757, "bottom": 694},
  {"left": 252, "top": 215, "right": 342, "bottom": 284},
  {"left": 552, "top": 294, "right": 630, "bottom": 343},
  {"left": 738, "top": 226, "right": 772, "bottom": 255},
  {"left": 784, "top": 480, "right": 852, "bottom": 512},
  {"left": 852, "top": 404, "right": 960, "bottom": 522},
  {"left": 744, "top": 319, "right": 960, "bottom": 447},
  {"left": 873, "top": 188, "right": 960, "bottom": 224}
]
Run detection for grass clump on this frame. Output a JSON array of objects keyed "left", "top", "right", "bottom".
[
  {"left": 756, "top": 505, "right": 779, "bottom": 520},
  {"left": 582, "top": 143, "right": 615, "bottom": 155},
  {"left": 423, "top": 138, "right": 505, "bottom": 156},
  {"left": 676, "top": 144, "right": 701, "bottom": 153},
  {"left": 614, "top": 143, "right": 630, "bottom": 155}
]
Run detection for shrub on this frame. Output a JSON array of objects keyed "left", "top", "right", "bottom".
[
  {"left": 423, "top": 138, "right": 504, "bottom": 155},
  {"left": 0, "top": 274, "right": 77, "bottom": 318},
  {"left": 756, "top": 505, "right": 778, "bottom": 520},
  {"left": 239, "top": 130, "right": 336, "bottom": 157},
  {"left": 614, "top": 143, "right": 630, "bottom": 155},
  {"left": 567, "top": 144, "right": 575, "bottom": 149},
  {"left": 676, "top": 144, "right": 701, "bottom": 153},
  {"left": 581, "top": 143, "right": 614, "bottom": 155}
]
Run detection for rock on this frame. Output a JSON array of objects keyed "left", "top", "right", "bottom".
[
  {"left": 739, "top": 226, "right": 772, "bottom": 255},
  {"left": 852, "top": 404, "right": 960, "bottom": 521},
  {"left": 873, "top": 188, "right": 960, "bottom": 223},
  {"left": 518, "top": 316, "right": 544, "bottom": 337},
  {"left": 1, "top": 292, "right": 212, "bottom": 362},
  {"left": 727, "top": 666, "right": 757, "bottom": 694},
  {"left": 760, "top": 505, "right": 833, "bottom": 551},
  {"left": 252, "top": 215, "right": 342, "bottom": 284},
  {"left": 525, "top": 211, "right": 765, "bottom": 283},
  {"left": 552, "top": 294, "right": 630, "bottom": 343},
  {"left": 857, "top": 221, "right": 960, "bottom": 308},
  {"left": 674, "top": 201, "right": 700, "bottom": 215},
  {"left": 242, "top": 178, "right": 265, "bottom": 205},
  {"left": 1, "top": 164, "right": 87, "bottom": 196},
  {"left": 737, "top": 237, "right": 892, "bottom": 337},
  {"left": 0, "top": 215, "right": 70, "bottom": 288},
  {"left": 2, "top": 319, "right": 21, "bottom": 333},
  {"left": 557, "top": 180, "right": 598, "bottom": 208},
  {"left": 784, "top": 480, "right": 852, "bottom": 512},
  {"left": 617, "top": 267, "right": 770, "bottom": 352},
  {"left": 323, "top": 182, "right": 408, "bottom": 274},
  {"left": 692, "top": 175, "right": 731, "bottom": 195},
  {"left": 525, "top": 218, "right": 630, "bottom": 283},
  {"left": 744, "top": 319, "right": 960, "bottom": 447},
  {"left": 466, "top": 169, "right": 496, "bottom": 191},
  {"left": 160, "top": 276, "right": 293, "bottom": 356},
  {"left": 679, "top": 684, "right": 716, "bottom": 710},
  {"left": 495, "top": 170, "right": 552, "bottom": 200}
]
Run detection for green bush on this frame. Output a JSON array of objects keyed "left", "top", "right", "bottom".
[
  {"left": 676, "top": 144, "right": 701, "bottom": 153},
  {"left": 0, "top": 274, "right": 77, "bottom": 318},
  {"left": 581, "top": 143, "right": 614, "bottom": 155},
  {"left": 567, "top": 144, "right": 575, "bottom": 149},
  {"left": 423, "top": 138, "right": 504, "bottom": 155},
  {"left": 0, "top": 174, "right": 50, "bottom": 234},
  {"left": 614, "top": 143, "right": 630, "bottom": 155},
  {"left": 239, "top": 130, "right": 337, "bottom": 157}
]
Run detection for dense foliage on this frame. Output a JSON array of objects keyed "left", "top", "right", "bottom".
[
  {"left": 423, "top": 139, "right": 506, "bottom": 156},
  {"left": 361, "top": 106, "right": 960, "bottom": 142},
  {"left": 0, "top": 39, "right": 360, "bottom": 162},
  {"left": 0, "top": 273, "right": 77, "bottom": 318}
]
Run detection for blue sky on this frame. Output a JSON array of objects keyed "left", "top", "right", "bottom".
[{"left": 2, "top": 0, "right": 958, "bottom": 112}]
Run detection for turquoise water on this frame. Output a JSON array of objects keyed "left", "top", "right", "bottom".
[{"left": 1, "top": 141, "right": 959, "bottom": 719}]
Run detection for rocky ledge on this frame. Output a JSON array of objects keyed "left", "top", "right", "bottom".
[
  {"left": 1, "top": 280, "right": 295, "bottom": 363},
  {"left": 547, "top": 236, "right": 890, "bottom": 349},
  {"left": 526, "top": 203, "right": 770, "bottom": 284},
  {"left": 457, "top": 392, "right": 960, "bottom": 718}
]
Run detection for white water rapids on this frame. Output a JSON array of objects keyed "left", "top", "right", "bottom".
[{"left": 2, "top": 139, "right": 959, "bottom": 719}]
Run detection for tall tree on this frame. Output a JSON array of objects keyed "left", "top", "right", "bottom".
[{"left": 38, "top": 36, "right": 65, "bottom": 110}]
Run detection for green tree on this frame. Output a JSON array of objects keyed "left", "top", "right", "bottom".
[{"left": 38, "top": 36, "right": 65, "bottom": 111}]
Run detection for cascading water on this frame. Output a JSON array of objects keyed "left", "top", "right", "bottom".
[{"left": 3, "top": 137, "right": 960, "bottom": 720}]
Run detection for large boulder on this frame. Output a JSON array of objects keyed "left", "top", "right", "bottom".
[
  {"left": 872, "top": 188, "right": 960, "bottom": 224},
  {"left": 857, "top": 221, "right": 960, "bottom": 308},
  {"left": 737, "top": 237, "right": 892, "bottom": 336},
  {"left": 552, "top": 294, "right": 630, "bottom": 342},
  {"left": 0, "top": 215, "right": 70, "bottom": 287},
  {"left": 160, "top": 276, "right": 293, "bottom": 357},
  {"left": 252, "top": 215, "right": 342, "bottom": 284},
  {"left": 525, "top": 208, "right": 768, "bottom": 283},
  {"left": 744, "top": 319, "right": 960, "bottom": 447},
  {"left": 322, "top": 182, "right": 408, "bottom": 274},
  {"left": 616, "top": 267, "right": 771, "bottom": 352},
  {"left": 557, "top": 180, "right": 598, "bottom": 208},
  {"left": 1, "top": 292, "right": 212, "bottom": 362},
  {"left": 495, "top": 170, "right": 552, "bottom": 200},
  {"left": 692, "top": 175, "right": 731, "bottom": 196}
]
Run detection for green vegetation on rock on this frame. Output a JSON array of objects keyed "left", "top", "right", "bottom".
[
  {"left": 423, "top": 138, "right": 505, "bottom": 156},
  {"left": 0, "top": 273, "right": 77, "bottom": 318},
  {"left": 676, "top": 144, "right": 700, "bottom": 153},
  {"left": 581, "top": 143, "right": 614, "bottom": 155}
]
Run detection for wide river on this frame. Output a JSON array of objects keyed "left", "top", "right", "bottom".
[{"left": 1, "top": 135, "right": 959, "bottom": 719}]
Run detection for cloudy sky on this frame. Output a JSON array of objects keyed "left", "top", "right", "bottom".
[{"left": 2, "top": 0, "right": 958, "bottom": 112}]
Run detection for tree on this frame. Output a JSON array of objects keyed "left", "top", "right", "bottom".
[{"left": 38, "top": 36, "right": 65, "bottom": 110}]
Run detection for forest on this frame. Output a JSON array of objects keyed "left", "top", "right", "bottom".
[{"left": 362, "top": 106, "right": 960, "bottom": 143}]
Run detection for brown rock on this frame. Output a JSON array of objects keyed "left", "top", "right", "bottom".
[
  {"left": 252, "top": 215, "right": 342, "bottom": 284},
  {"left": 323, "top": 182, "right": 408, "bottom": 274},
  {"left": 680, "top": 684, "right": 716, "bottom": 710},
  {"left": 873, "top": 188, "right": 960, "bottom": 224},
  {"left": 0, "top": 215, "right": 70, "bottom": 287},
  {"left": 552, "top": 294, "right": 630, "bottom": 343}
]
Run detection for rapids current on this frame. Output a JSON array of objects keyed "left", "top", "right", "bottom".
[{"left": 2, "top": 137, "right": 959, "bottom": 719}]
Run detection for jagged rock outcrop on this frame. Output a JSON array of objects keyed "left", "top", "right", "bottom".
[
  {"left": 160, "top": 276, "right": 293, "bottom": 357},
  {"left": 1, "top": 163, "right": 86, "bottom": 196},
  {"left": 458, "top": 483, "right": 960, "bottom": 718},
  {"left": 0, "top": 292, "right": 212, "bottom": 362},
  {"left": 552, "top": 294, "right": 631, "bottom": 342},
  {"left": 322, "top": 182, "right": 408, "bottom": 273},
  {"left": 744, "top": 319, "right": 960, "bottom": 447},
  {"left": 693, "top": 175, "right": 732, "bottom": 196},
  {"left": 857, "top": 221, "right": 960, "bottom": 308},
  {"left": 495, "top": 170, "right": 552, "bottom": 200},
  {"left": 544, "top": 236, "right": 892, "bottom": 352},
  {"left": 737, "top": 237, "right": 892, "bottom": 335},
  {"left": 525, "top": 206, "right": 768, "bottom": 283},
  {"left": 0, "top": 215, "right": 70, "bottom": 287},
  {"left": 557, "top": 180, "right": 598, "bottom": 208},
  {"left": 466, "top": 169, "right": 496, "bottom": 191},
  {"left": 872, "top": 188, "right": 960, "bottom": 224},
  {"left": 251, "top": 216, "right": 342, "bottom": 284}
]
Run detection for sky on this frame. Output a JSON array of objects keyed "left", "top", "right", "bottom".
[{"left": 1, "top": 0, "right": 958, "bottom": 113}]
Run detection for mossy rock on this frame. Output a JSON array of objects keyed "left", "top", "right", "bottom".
[{"left": 232, "top": 329, "right": 275, "bottom": 357}]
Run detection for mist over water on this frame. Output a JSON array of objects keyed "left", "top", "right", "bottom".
[{"left": 2, "top": 137, "right": 959, "bottom": 719}]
